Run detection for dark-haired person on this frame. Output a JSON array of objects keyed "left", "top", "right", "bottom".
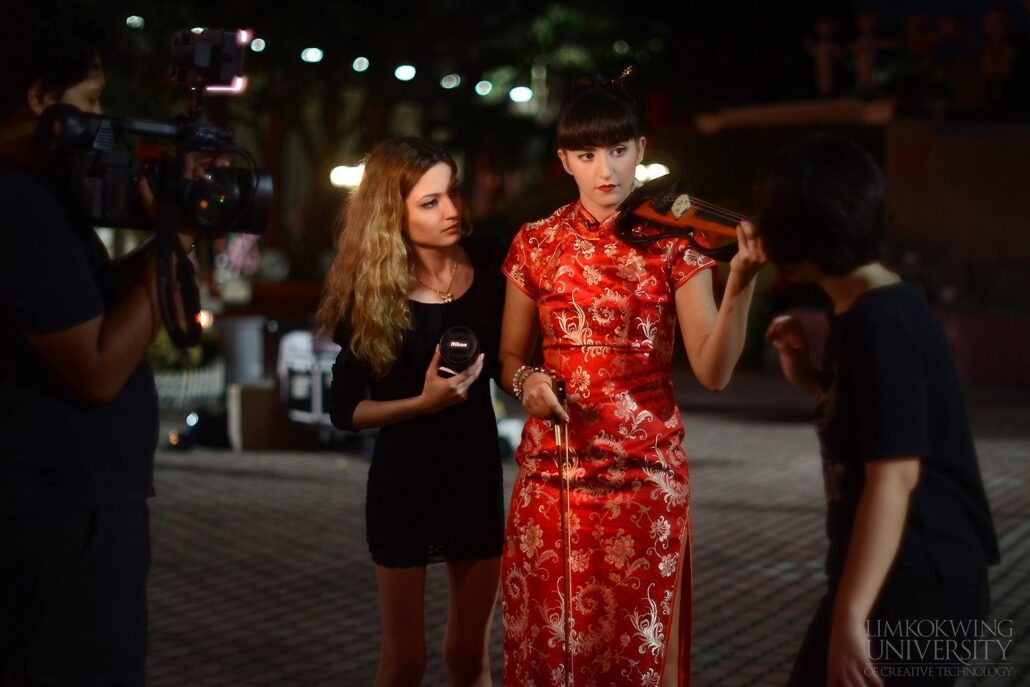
[
  {"left": 497, "top": 71, "right": 766, "bottom": 685},
  {"left": 757, "top": 135, "right": 1000, "bottom": 687},
  {"left": 0, "top": 2, "right": 195, "bottom": 684}
]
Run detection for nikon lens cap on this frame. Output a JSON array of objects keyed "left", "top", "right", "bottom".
[{"left": 438, "top": 326, "right": 480, "bottom": 378}]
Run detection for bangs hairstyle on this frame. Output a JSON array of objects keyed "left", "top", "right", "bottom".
[
  {"left": 557, "top": 73, "right": 641, "bottom": 150},
  {"left": 318, "top": 137, "right": 467, "bottom": 377},
  {"left": 753, "top": 135, "right": 887, "bottom": 276}
]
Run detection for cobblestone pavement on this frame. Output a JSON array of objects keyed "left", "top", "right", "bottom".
[{"left": 147, "top": 372, "right": 1030, "bottom": 686}]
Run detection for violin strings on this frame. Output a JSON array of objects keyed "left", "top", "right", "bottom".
[
  {"left": 681, "top": 196, "right": 749, "bottom": 222},
  {"left": 648, "top": 192, "right": 749, "bottom": 224}
]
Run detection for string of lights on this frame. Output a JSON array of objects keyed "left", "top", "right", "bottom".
[
  {"left": 123, "top": 15, "right": 544, "bottom": 104},
  {"left": 121, "top": 16, "right": 671, "bottom": 190}
]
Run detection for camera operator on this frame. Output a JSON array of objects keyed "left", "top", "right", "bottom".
[{"left": 0, "top": 2, "right": 196, "bottom": 684}]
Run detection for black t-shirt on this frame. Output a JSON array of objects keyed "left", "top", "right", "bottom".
[
  {"left": 0, "top": 156, "right": 157, "bottom": 515},
  {"left": 817, "top": 281, "right": 1000, "bottom": 582}
]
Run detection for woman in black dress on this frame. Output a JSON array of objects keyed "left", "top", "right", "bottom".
[{"left": 320, "top": 138, "right": 505, "bottom": 687}]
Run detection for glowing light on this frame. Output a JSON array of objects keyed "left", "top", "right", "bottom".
[
  {"left": 168, "top": 430, "right": 180, "bottom": 446},
  {"left": 635, "top": 163, "right": 671, "bottom": 183},
  {"left": 236, "top": 30, "right": 252, "bottom": 46},
  {"left": 205, "top": 76, "right": 248, "bottom": 95},
  {"left": 474, "top": 80, "right": 493, "bottom": 96},
  {"left": 509, "top": 86, "right": 533, "bottom": 103},
  {"left": 440, "top": 74, "right": 461, "bottom": 89},
  {"left": 186, "top": 412, "right": 199, "bottom": 427},
  {"left": 613, "top": 40, "right": 630, "bottom": 55},
  {"left": 197, "top": 310, "right": 214, "bottom": 329},
  {"left": 352, "top": 57, "right": 369, "bottom": 72},
  {"left": 191, "top": 27, "right": 206, "bottom": 35},
  {"left": 125, "top": 16, "right": 145, "bottom": 30},
  {"left": 394, "top": 65, "right": 416, "bottom": 81},
  {"left": 301, "top": 48, "right": 324, "bottom": 63},
  {"left": 330, "top": 165, "right": 365, "bottom": 188},
  {"left": 647, "top": 163, "right": 670, "bottom": 179},
  {"left": 249, "top": 38, "right": 266, "bottom": 52}
]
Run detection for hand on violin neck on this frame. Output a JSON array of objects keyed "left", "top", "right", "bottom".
[{"left": 727, "top": 220, "right": 768, "bottom": 291}]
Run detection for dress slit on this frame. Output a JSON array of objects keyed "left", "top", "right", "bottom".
[{"left": 660, "top": 512, "right": 693, "bottom": 686}]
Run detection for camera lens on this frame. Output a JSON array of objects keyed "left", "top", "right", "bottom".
[{"left": 438, "top": 326, "right": 480, "bottom": 378}]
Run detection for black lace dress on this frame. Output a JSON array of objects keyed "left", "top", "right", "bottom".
[{"left": 329, "top": 236, "right": 505, "bottom": 568}]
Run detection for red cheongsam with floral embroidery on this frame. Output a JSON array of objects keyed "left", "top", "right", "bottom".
[{"left": 501, "top": 202, "right": 715, "bottom": 687}]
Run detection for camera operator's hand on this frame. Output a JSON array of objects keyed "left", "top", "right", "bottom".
[
  {"left": 187, "top": 153, "right": 232, "bottom": 240},
  {"left": 136, "top": 153, "right": 226, "bottom": 249},
  {"left": 136, "top": 170, "right": 202, "bottom": 255},
  {"left": 418, "top": 347, "right": 484, "bottom": 413}
]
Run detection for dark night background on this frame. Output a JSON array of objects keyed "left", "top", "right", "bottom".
[
  {"left": 76, "top": 0, "right": 1030, "bottom": 383},
  {"left": 38, "top": 7, "right": 1024, "bottom": 682}
]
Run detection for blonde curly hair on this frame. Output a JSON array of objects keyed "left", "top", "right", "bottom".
[{"left": 318, "top": 137, "right": 466, "bottom": 378}]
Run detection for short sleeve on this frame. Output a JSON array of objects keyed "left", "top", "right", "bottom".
[
  {"left": 328, "top": 322, "right": 373, "bottom": 432},
  {"left": 0, "top": 186, "right": 105, "bottom": 334},
  {"left": 845, "top": 315, "right": 929, "bottom": 462},
  {"left": 501, "top": 225, "right": 540, "bottom": 299},
  {"left": 669, "top": 239, "right": 717, "bottom": 290}
]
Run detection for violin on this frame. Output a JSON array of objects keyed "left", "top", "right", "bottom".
[{"left": 615, "top": 175, "right": 747, "bottom": 262}]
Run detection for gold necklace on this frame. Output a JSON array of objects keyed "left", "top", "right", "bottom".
[{"left": 414, "top": 258, "right": 458, "bottom": 303}]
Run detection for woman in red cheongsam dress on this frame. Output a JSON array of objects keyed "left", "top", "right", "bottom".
[{"left": 498, "top": 72, "right": 767, "bottom": 686}]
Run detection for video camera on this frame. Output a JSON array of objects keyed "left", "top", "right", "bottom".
[
  {"left": 35, "top": 28, "right": 274, "bottom": 349},
  {"left": 36, "top": 28, "right": 272, "bottom": 235}
]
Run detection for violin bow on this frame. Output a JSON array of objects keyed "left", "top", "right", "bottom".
[
  {"left": 615, "top": 175, "right": 748, "bottom": 262},
  {"left": 554, "top": 380, "right": 574, "bottom": 686}
]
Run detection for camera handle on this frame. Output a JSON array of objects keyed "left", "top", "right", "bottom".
[{"left": 154, "top": 158, "right": 202, "bottom": 349}]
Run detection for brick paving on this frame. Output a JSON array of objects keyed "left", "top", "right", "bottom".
[{"left": 146, "top": 371, "right": 1030, "bottom": 685}]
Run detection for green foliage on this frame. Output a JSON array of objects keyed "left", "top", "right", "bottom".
[{"left": 146, "top": 328, "right": 224, "bottom": 371}]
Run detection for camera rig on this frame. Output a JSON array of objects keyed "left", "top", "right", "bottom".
[{"left": 36, "top": 28, "right": 273, "bottom": 349}]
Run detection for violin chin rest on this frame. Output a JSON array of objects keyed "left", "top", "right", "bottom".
[
  {"left": 618, "top": 175, "right": 681, "bottom": 215},
  {"left": 614, "top": 175, "right": 680, "bottom": 238}
]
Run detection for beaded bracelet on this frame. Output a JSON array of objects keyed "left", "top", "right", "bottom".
[
  {"left": 511, "top": 365, "right": 533, "bottom": 399},
  {"left": 512, "top": 365, "right": 555, "bottom": 401}
]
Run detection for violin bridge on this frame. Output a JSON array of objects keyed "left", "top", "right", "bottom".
[{"left": 671, "top": 193, "right": 692, "bottom": 219}]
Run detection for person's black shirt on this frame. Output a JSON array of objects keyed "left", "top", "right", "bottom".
[
  {"left": 817, "top": 281, "right": 999, "bottom": 582},
  {"left": 328, "top": 235, "right": 505, "bottom": 567},
  {"left": 0, "top": 156, "right": 157, "bottom": 515}
]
